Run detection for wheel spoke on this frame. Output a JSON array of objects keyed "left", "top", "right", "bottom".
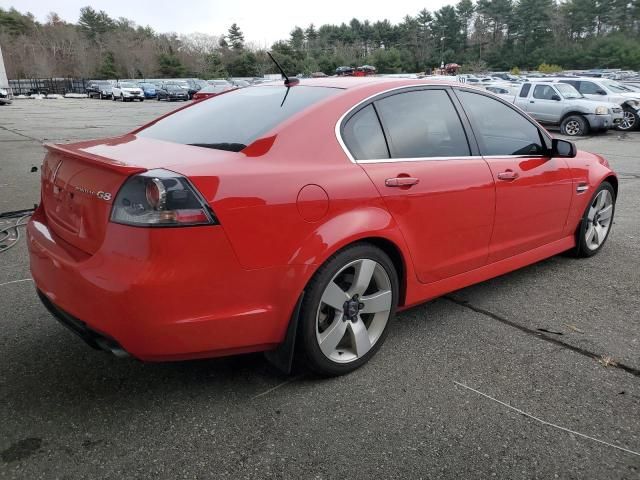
[
  {"left": 348, "top": 319, "right": 371, "bottom": 357},
  {"left": 586, "top": 225, "right": 596, "bottom": 244},
  {"left": 598, "top": 205, "right": 613, "bottom": 222},
  {"left": 595, "top": 225, "right": 607, "bottom": 243},
  {"left": 587, "top": 206, "right": 597, "bottom": 221},
  {"left": 318, "top": 316, "right": 348, "bottom": 356},
  {"left": 321, "top": 281, "right": 349, "bottom": 311},
  {"left": 349, "top": 259, "right": 376, "bottom": 296},
  {"left": 597, "top": 191, "right": 607, "bottom": 210},
  {"left": 592, "top": 225, "right": 600, "bottom": 245},
  {"left": 360, "top": 290, "right": 392, "bottom": 314}
]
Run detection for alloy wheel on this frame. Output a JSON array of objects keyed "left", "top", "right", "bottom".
[
  {"left": 315, "top": 259, "right": 392, "bottom": 363},
  {"left": 619, "top": 111, "right": 637, "bottom": 131},
  {"left": 565, "top": 120, "right": 582, "bottom": 136},
  {"left": 585, "top": 189, "right": 613, "bottom": 250}
]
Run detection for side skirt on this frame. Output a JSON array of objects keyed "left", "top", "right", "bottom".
[{"left": 403, "top": 236, "right": 576, "bottom": 308}]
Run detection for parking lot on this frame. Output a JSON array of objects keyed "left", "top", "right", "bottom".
[{"left": 1, "top": 99, "right": 639, "bottom": 479}]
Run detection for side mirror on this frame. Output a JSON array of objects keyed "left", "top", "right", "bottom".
[
  {"left": 552, "top": 138, "right": 577, "bottom": 158},
  {"left": 551, "top": 94, "right": 561, "bottom": 101}
]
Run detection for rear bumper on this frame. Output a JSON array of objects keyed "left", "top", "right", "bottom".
[
  {"left": 28, "top": 206, "right": 311, "bottom": 361},
  {"left": 37, "top": 290, "right": 129, "bottom": 357}
]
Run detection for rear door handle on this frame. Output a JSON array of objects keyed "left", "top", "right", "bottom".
[
  {"left": 385, "top": 177, "right": 420, "bottom": 187},
  {"left": 497, "top": 170, "right": 519, "bottom": 181}
]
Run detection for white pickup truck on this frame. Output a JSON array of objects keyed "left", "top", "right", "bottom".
[
  {"left": 497, "top": 81, "right": 623, "bottom": 136},
  {"left": 546, "top": 77, "right": 640, "bottom": 131}
]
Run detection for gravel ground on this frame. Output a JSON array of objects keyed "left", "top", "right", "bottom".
[{"left": 1, "top": 98, "right": 639, "bottom": 479}]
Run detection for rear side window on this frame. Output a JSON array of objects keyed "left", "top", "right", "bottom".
[
  {"left": 138, "top": 86, "right": 338, "bottom": 152},
  {"left": 342, "top": 105, "right": 389, "bottom": 160},
  {"left": 374, "top": 89, "right": 470, "bottom": 158},
  {"left": 456, "top": 90, "right": 546, "bottom": 156},
  {"left": 520, "top": 83, "right": 532, "bottom": 97}
]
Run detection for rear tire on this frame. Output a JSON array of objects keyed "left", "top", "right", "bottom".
[
  {"left": 561, "top": 115, "right": 589, "bottom": 136},
  {"left": 575, "top": 182, "right": 616, "bottom": 258},
  {"left": 299, "top": 244, "right": 398, "bottom": 376}
]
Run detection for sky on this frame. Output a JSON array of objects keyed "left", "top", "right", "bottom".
[{"left": 2, "top": 1, "right": 453, "bottom": 46}]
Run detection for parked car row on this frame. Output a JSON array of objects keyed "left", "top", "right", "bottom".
[{"left": 85, "top": 78, "right": 256, "bottom": 102}]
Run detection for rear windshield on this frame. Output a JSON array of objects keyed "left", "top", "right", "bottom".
[{"left": 137, "top": 85, "right": 338, "bottom": 152}]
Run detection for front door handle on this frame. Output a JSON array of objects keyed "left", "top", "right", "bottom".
[
  {"left": 385, "top": 177, "right": 420, "bottom": 187},
  {"left": 497, "top": 170, "right": 519, "bottom": 181}
]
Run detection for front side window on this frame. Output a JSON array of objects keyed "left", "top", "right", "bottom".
[
  {"left": 533, "top": 85, "right": 558, "bottom": 100},
  {"left": 456, "top": 90, "right": 546, "bottom": 156},
  {"left": 342, "top": 105, "right": 389, "bottom": 160},
  {"left": 374, "top": 89, "right": 470, "bottom": 158}
]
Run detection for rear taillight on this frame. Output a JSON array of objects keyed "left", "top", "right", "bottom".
[{"left": 110, "top": 169, "right": 217, "bottom": 227}]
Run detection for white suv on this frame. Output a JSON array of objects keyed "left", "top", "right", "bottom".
[{"left": 111, "top": 81, "right": 144, "bottom": 102}]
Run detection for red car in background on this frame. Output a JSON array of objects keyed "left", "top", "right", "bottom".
[{"left": 28, "top": 78, "right": 617, "bottom": 376}]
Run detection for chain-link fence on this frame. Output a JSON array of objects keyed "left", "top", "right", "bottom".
[{"left": 8, "top": 78, "right": 88, "bottom": 96}]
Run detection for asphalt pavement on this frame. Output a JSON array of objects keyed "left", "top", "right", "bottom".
[{"left": 1, "top": 98, "right": 639, "bottom": 479}]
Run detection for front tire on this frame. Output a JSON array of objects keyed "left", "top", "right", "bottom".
[
  {"left": 561, "top": 115, "right": 589, "bottom": 136},
  {"left": 299, "top": 244, "right": 399, "bottom": 376},
  {"left": 617, "top": 108, "right": 639, "bottom": 131},
  {"left": 575, "top": 182, "right": 616, "bottom": 257}
]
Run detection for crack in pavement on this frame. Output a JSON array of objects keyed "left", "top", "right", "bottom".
[
  {"left": 444, "top": 295, "right": 640, "bottom": 378},
  {"left": 0, "top": 125, "right": 43, "bottom": 143}
]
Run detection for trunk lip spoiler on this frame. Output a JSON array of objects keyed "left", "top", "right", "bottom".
[{"left": 44, "top": 142, "right": 148, "bottom": 175}]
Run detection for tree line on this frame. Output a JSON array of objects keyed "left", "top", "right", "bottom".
[{"left": 1, "top": 2, "right": 640, "bottom": 80}]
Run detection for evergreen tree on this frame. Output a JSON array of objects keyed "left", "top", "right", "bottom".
[{"left": 227, "top": 23, "right": 244, "bottom": 50}]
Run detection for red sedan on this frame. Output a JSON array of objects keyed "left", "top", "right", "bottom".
[{"left": 28, "top": 78, "right": 617, "bottom": 376}]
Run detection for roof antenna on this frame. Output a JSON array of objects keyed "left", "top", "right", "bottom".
[{"left": 267, "top": 52, "right": 299, "bottom": 86}]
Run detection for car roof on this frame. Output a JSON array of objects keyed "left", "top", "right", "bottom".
[{"left": 257, "top": 76, "right": 460, "bottom": 91}]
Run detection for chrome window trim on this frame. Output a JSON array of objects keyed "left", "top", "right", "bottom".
[
  {"left": 335, "top": 83, "right": 551, "bottom": 164},
  {"left": 356, "top": 154, "right": 547, "bottom": 164}
]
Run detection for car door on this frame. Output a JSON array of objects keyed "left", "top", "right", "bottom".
[
  {"left": 454, "top": 88, "right": 574, "bottom": 263},
  {"left": 513, "top": 83, "right": 533, "bottom": 112},
  {"left": 341, "top": 87, "right": 496, "bottom": 284},
  {"left": 527, "top": 84, "right": 562, "bottom": 123}
]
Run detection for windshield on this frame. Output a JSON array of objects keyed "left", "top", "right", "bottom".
[
  {"left": 138, "top": 85, "right": 339, "bottom": 152},
  {"left": 555, "top": 83, "right": 583, "bottom": 99},
  {"left": 601, "top": 80, "right": 634, "bottom": 93},
  {"left": 140, "top": 83, "right": 155, "bottom": 88},
  {"left": 166, "top": 85, "right": 183, "bottom": 91},
  {"left": 119, "top": 82, "right": 136, "bottom": 88}
]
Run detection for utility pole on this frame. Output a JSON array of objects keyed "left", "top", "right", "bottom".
[
  {"left": 0, "top": 42, "right": 9, "bottom": 89},
  {"left": 440, "top": 26, "right": 446, "bottom": 69}
]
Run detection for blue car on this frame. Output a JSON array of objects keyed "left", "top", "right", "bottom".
[{"left": 138, "top": 82, "right": 157, "bottom": 98}]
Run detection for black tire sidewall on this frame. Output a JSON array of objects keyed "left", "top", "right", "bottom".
[
  {"left": 576, "top": 182, "right": 616, "bottom": 257},
  {"left": 299, "top": 243, "right": 399, "bottom": 376}
]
